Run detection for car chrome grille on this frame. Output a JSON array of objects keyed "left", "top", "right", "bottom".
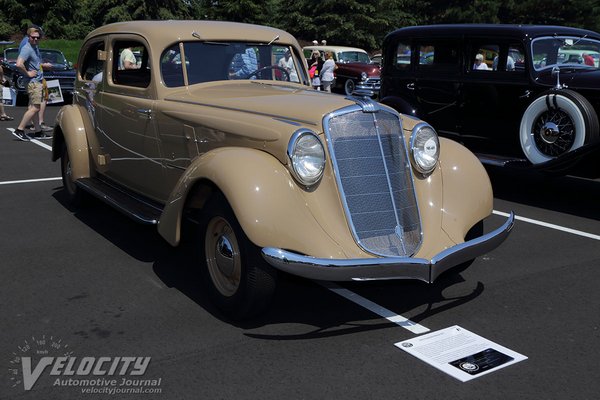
[{"left": 325, "top": 108, "right": 421, "bottom": 257}]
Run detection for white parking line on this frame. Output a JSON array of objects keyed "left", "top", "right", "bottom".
[
  {"left": 319, "top": 282, "right": 430, "bottom": 334},
  {"left": 6, "top": 128, "right": 53, "bottom": 150},
  {"left": 493, "top": 210, "right": 600, "bottom": 241}
]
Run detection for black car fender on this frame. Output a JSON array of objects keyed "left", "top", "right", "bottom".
[{"left": 380, "top": 95, "right": 420, "bottom": 118}]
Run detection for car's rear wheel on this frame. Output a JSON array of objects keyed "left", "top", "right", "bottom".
[
  {"left": 60, "top": 143, "right": 84, "bottom": 205},
  {"left": 344, "top": 79, "right": 356, "bottom": 95},
  {"left": 519, "top": 90, "right": 599, "bottom": 164},
  {"left": 197, "top": 192, "right": 277, "bottom": 320}
]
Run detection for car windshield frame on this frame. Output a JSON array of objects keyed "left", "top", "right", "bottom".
[{"left": 531, "top": 35, "right": 600, "bottom": 71}]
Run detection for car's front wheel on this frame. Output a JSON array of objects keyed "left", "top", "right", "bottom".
[
  {"left": 60, "top": 143, "right": 84, "bottom": 205},
  {"left": 197, "top": 192, "right": 277, "bottom": 320},
  {"left": 519, "top": 90, "right": 599, "bottom": 164},
  {"left": 344, "top": 79, "right": 356, "bottom": 95}
]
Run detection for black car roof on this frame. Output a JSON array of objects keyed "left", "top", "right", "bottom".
[{"left": 384, "top": 24, "right": 600, "bottom": 43}]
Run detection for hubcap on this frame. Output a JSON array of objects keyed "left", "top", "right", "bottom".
[
  {"left": 532, "top": 108, "right": 575, "bottom": 157},
  {"left": 205, "top": 217, "right": 241, "bottom": 297}
]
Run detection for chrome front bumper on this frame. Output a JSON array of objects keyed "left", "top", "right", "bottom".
[{"left": 262, "top": 212, "right": 514, "bottom": 282}]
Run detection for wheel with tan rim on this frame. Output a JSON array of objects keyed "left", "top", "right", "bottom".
[
  {"left": 197, "top": 192, "right": 277, "bottom": 319},
  {"left": 60, "top": 143, "right": 84, "bottom": 205}
]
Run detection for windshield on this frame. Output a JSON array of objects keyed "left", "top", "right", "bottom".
[
  {"left": 4, "top": 48, "right": 68, "bottom": 65},
  {"left": 160, "top": 42, "right": 306, "bottom": 87},
  {"left": 337, "top": 51, "right": 371, "bottom": 63},
  {"left": 532, "top": 36, "right": 600, "bottom": 71}
]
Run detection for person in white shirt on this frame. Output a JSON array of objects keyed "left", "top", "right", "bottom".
[
  {"left": 320, "top": 51, "right": 337, "bottom": 92},
  {"left": 277, "top": 50, "right": 298, "bottom": 82},
  {"left": 473, "top": 53, "right": 489, "bottom": 70}
]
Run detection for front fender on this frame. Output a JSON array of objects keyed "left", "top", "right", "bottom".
[
  {"left": 52, "top": 105, "right": 91, "bottom": 180},
  {"left": 439, "top": 138, "right": 494, "bottom": 242},
  {"left": 158, "top": 147, "right": 347, "bottom": 257}
]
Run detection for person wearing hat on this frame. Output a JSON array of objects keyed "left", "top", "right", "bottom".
[{"left": 473, "top": 53, "right": 489, "bottom": 70}]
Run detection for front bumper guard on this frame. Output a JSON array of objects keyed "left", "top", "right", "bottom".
[{"left": 262, "top": 212, "right": 514, "bottom": 282}]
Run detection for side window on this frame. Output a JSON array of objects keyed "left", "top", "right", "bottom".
[
  {"left": 395, "top": 41, "right": 411, "bottom": 70},
  {"left": 471, "top": 44, "right": 498, "bottom": 72},
  {"left": 507, "top": 44, "right": 525, "bottom": 72},
  {"left": 112, "top": 41, "right": 150, "bottom": 88},
  {"left": 80, "top": 41, "right": 105, "bottom": 82},
  {"left": 418, "top": 41, "right": 459, "bottom": 71},
  {"left": 161, "top": 44, "right": 184, "bottom": 87}
]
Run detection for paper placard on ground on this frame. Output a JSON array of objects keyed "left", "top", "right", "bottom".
[
  {"left": 2, "top": 87, "right": 17, "bottom": 106},
  {"left": 395, "top": 325, "right": 527, "bottom": 382},
  {"left": 46, "top": 79, "right": 64, "bottom": 104}
]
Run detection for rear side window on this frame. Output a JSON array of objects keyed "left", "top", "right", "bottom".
[
  {"left": 418, "top": 41, "right": 460, "bottom": 71},
  {"left": 395, "top": 41, "right": 411, "bottom": 70},
  {"left": 112, "top": 41, "right": 150, "bottom": 88}
]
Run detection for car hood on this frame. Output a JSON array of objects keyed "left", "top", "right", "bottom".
[
  {"left": 337, "top": 62, "right": 381, "bottom": 77},
  {"left": 164, "top": 81, "right": 359, "bottom": 129},
  {"left": 536, "top": 67, "right": 600, "bottom": 89}
]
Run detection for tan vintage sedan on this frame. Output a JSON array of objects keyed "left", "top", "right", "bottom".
[{"left": 52, "top": 20, "right": 514, "bottom": 319}]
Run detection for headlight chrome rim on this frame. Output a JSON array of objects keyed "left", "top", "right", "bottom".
[
  {"left": 409, "top": 123, "right": 440, "bottom": 176},
  {"left": 287, "top": 129, "right": 326, "bottom": 187}
]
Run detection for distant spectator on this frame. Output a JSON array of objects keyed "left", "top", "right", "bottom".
[
  {"left": 473, "top": 53, "right": 489, "bottom": 70},
  {"left": 583, "top": 53, "right": 595, "bottom": 66},
  {"left": 277, "top": 50, "right": 299, "bottom": 82},
  {"left": 309, "top": 50, "right": 323, "bottom": 90},
  {"left": 320, "top": 51, "right": 337, "bottom": 93},
  {"left": 0, "top": 66, "right": 14, "bottom": 121}
]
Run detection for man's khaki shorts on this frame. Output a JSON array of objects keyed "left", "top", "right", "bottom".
[{"left": 27, "top": 81, "right": 44, "bottom": 106}]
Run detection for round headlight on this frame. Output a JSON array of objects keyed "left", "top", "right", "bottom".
[
  {"left": 410, "top": 123, "right": 440, "bottom": 175},
  {"left": 288, "top": 130, "right": 326, "bottom": 187},
  {"left": 360, "top": 72, "right": 368, "bottom": 81}
]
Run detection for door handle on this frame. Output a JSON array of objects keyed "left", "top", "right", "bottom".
[
  {"left": 136, "top": 109, "right": 152, "bottom": 119},
  {"left": 406, "top": 82, "right": 415, "bottom": 90}
]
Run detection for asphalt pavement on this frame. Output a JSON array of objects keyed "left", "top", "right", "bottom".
[{"left": 1, "top": 104, "right": 599, "bottom": 400}]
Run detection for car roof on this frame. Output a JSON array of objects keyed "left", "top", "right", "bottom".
[
  {"left": 84, "top": 20, "right": 300, "bottom": 49},
  {"left": 384, "top": 24, "right": 600, "bottom": 42},
  {"left": 303, "top": 45, "right": 368, "bottom": 53}
]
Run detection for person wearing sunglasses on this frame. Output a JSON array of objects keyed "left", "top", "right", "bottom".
[{"left": 13, "top": 27, "right": 52, "bottom": 140}]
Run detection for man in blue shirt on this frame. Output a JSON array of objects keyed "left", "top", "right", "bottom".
[
  {"left": 18, "top": 25, "right": 53, "bottom": 136},
  {"left": 13, "top": 27, "right": 52, "bottom": 140}
]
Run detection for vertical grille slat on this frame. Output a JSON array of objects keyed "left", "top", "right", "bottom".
[{"left": 325, "top": 109, "right": 422, "bottom": 257}]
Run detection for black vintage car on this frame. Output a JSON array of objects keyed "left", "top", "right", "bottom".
[
  {"left": 380, "top": 24, "right": 600, "bottom": 177},
  {"left": 1, "top": 47, "right": 76, "bottom": 105}
]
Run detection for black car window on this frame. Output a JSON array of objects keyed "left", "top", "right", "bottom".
[
  {"left": 80, "top": 41, "right": 105, "bottom": 82},
  {"left": 112, "top": 41, "right": 150, "bottom": 88},
  {"left": 395, "top": 41, "right": 411, "bottom": 70},
  {"left": 418, "top": 41, "right": 460, "bottom": 71}
]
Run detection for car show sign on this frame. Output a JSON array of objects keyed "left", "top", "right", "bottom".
[
  {"left": 2, "top": 87, "right": 16, "bottom": 106},
  {"left": 45, "top": 79, "right": 64, "bottom": 104}
]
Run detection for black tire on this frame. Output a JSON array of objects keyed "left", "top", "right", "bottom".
[
  {"left": 197, "top": 192, "right": 277, "bottom": 320},
  {"left": 344, "top": 79, "right": 356, "bottom": 95},
  {"left": 60, "top": 143, "right": 84, "bottom": 206},
  {"left": 519, "top": 89, "right": 599, "bottom": 164}
]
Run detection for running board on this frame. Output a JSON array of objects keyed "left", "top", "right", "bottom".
[
  {"left": 476, "top": 153, "right": 530, "bottom": 168},
  {"left": 76, "top": 178, "right": 162, "bottom": 225}
]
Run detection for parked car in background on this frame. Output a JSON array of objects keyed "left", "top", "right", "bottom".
[
  {"left": 53, "top": 20, "right": 513, "bottom": 319},
  {"left": 370, "top": 53, "right": 382, "bottom": 65},
  {"left": 380, "top": 24, "right": 600, "bottom": 177},
  {"left": 303, "top": 45, "right": 381, "bottom": 96},
  {"left": 1, "top": 47, "right": 76, "bottom": 105}
]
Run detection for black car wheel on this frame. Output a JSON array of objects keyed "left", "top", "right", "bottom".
[
  {"left": 519, "top": 90, "right": 599, "bottom": 164},
  {"left": 344, "top": 79, "right": 356, "bottom": 95},
  {"left": 197, "top": 192, "right": 277, "bottom": 320}
]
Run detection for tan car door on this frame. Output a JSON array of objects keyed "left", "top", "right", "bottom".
[{"left": 94, "top": 36, "right": 166, "bottom": 201}]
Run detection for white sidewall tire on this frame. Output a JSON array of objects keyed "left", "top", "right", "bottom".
[{"left": 519, "top": 93, "right": 586, "bottom": 164}]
